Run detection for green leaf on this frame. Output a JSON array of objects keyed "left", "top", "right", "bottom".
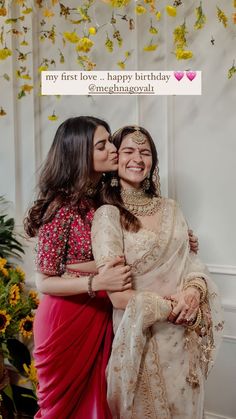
[{"left": 3, "top": 383, "right": 17, "bottom": 411}]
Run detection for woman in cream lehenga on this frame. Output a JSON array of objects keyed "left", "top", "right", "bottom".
[{"left": 91, "top": 125, "right": 223, "bottom": 419}]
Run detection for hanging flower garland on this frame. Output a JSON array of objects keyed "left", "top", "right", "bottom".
[{"left": 0, "top": 0, "right": 235, "bottom": 118}]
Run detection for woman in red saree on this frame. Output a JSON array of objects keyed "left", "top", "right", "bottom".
[{"left": 24, "top": 116, "right": 132, "bottom": 419}]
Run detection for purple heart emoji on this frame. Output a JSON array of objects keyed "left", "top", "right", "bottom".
[
  {"left": 174, "top": 71, "right": 184, "bottom": 81},
  {"left": 186, "top": 71, "right": 196, "bottom": 81}
]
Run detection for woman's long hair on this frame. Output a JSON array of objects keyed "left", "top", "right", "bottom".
[
  {"left": 24, "top": 116, "right": 111, "bottom": 237},
  {"left": 102, "top": 125, "right": 159, "bottom": 233}
]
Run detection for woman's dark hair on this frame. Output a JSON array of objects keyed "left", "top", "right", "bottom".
[
  {"left": 102, "top": 125, "right": 160, "bottom": 233},
  {"left": 24, "top": 116, "right": 111, "bottom": 237}
]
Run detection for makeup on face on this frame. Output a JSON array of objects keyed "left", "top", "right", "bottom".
[{"left": 118, "top": 133, "right": 152, "bottom": 189}]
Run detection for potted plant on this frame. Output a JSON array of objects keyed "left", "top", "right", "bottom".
[{"left": 0, "top": 197, "right": 38, "bottom": 418}]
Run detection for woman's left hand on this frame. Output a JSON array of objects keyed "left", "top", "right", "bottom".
[
  {"left": 166, "top": 287, "right": 201, "bottom": 325},
  {"left": 188, "top": 229, "right": 199, "bottom": 254}
]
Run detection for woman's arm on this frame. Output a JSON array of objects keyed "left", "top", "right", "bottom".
[
  {"left": 92, "top": 205, "right": 136, "bottom": 309},
  {"left": 36, "top": 256, "right": 132, "bottom": 296},
  {"left": 107, "top": 289, "right": 135, "bottom": 309}
]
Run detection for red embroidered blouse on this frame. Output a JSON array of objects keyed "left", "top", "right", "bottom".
[{"left": 36, "top": 199, "right": 95, "bottom": 275}]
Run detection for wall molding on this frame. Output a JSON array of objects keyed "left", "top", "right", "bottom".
[
  {"left": 205, "top": 412, "right": 235, "bottom": 419},
  {"left": 207, "top": 264, "right": 236, "bottom": 276},
  {"left": 222, "top": 303, "right": 236, "bottom": 312}
]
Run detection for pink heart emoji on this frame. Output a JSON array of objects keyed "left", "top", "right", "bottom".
[
  {"left": 174, "top": 71, "right": 184, "bottom": 81},
  {"left": 186, "top": 71, "right": 196, "bottom": 81}
]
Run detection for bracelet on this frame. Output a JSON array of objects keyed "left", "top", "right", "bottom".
[
  {"left": 88, "top": 275, "right": 96, "bottom": 298},
  {"left": 187, "top": 308, "right": 202, "bottom": 330},
  {"left": 183, "top": 278, "right": 207, "bottom": 303}
]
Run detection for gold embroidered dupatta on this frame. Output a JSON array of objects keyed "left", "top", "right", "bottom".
[{"left": 91, "top": 198, "right": 223, "bottom": 419}]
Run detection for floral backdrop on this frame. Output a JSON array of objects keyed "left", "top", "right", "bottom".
[{"left": 0, "top": 0, "right": 235, "bottom": 120}]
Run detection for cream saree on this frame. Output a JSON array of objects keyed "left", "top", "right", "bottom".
[{"left": 91, "top": 198, "right": 223, "bottom": 419}]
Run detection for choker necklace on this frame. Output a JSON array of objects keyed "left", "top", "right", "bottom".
[{"left": 121, "top": 189, "right": 161, "bottom": 216}]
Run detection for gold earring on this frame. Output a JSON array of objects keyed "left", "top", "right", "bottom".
[
  {"left": 142, "top": 176, "right": 150, "bottom": 191},
  {"left": 111, "top": 176, "right": 119, "bottom": 187}
]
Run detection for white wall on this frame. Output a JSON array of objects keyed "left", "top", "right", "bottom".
[{"left": 0, "top": 2, "right": 235, "bottom": 417}]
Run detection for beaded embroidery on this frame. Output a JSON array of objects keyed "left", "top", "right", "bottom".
[{"left": 36, "top": 200, "right": 95, "bottom": 275}]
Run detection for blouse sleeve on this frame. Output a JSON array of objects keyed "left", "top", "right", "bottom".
[
  {"left": 91, "top": 205, "right": 124, "bottom": 268},
  {"left": 36, "top": 206, "right": 73, "bottom": 276}
]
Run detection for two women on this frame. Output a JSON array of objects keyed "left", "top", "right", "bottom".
[
  {"left": 91, "top": 125, "right": 223, "bottom": 419},
  {"left": 25, "top": 116, "right": 201, "bottom": 418},
  {"left": 25, "top": 116, "right": 132, "bottom": 418}
]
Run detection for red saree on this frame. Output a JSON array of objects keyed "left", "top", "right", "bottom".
[{"left": 34, "top": 291, "right": 113, "bottom": 418}]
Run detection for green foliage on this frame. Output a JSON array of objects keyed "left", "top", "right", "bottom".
[{"left": 0, "top": 196, "right": 25, "bottom": 262}]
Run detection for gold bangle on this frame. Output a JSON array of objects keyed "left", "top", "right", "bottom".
[
  {"left": 88, "top": 275, "right": 96, "bottom": 298},
  {"left": 183, "top": 278, "right": 207, "bottom": 303},
  {"left": 187, "top": 308, "right": 202, "bottom": 330}
]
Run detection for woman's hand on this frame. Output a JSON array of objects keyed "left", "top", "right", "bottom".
[
  {"left": 93, "top": 256, "right": 132, "bottom": 292},
  {"left": 166, "top": 287, "right": 201, "bottom": 325},
  {"left": 188, "top": 229, "right": 199, "bottom": 254}
]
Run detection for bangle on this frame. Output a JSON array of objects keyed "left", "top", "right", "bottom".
[
  {"left": 183, "top": 278, "right": 207, "bottom": 303},
  {"left": 88, "top": 275, "right": 96, "bottom": 298},
  {"left": 187, "top": 308, "right": 202, "bottom": 330}
]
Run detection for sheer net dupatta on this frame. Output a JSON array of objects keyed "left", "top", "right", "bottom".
[{"left": 106, "top": 291, "right": 172, "bottom": 419}]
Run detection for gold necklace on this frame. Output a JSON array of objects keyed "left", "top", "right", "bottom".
[{"left": 121, "top": 189, "right": 161, "bottom": 216}]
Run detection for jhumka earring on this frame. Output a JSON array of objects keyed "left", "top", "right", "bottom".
[
  {"left": 142, "top": 176, "right": 150, "bottom": 191},
  {"left": 111, "top": 176, "right": 119, "bottom": 187}
]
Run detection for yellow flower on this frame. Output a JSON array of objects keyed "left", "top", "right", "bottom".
[
  {"left": 0, "top": 107, "right": 7, "bottom": 116},
  {"left": 0, "top": 310, "right": 11, "bottom": 333},
  {"left": 77, "top": 55, "right": 96, "bottom": 71},
  {"left": 48, "top": 112, "right": 58, "bottom": 121},
  {"left": 0, "top": 258, "right": 7, "bottom": 269},
  {"left": 0, "top": 7, "right": 7, "bottom": 16},
  {"left": 175, "top": 48, "right": 193, "bottom": 60},
  {"left": 9, "top": 284, "right": 21, "bottom": 306},
  {"left": 149, "top": 25, "right": 158, "bottom": 35},
  {"left": 194, "top": 2, "right": 206, "bottom": 30},
  {"left": 29, "top": 290, "right": 40, "bottom": 307},
  {"left": 0, "top": 258, "right": 8, "bottom": 276},
  {"left": 76, "top": 37, "right": 94, "bottom": 53},
  {"left": 38, "top": 65, "right": 48, "bottom": 73},
  {"left": 173, "top": 23, "right": 187, "bottom": 49},
  {"left": 228, "top": 61, "right": 236, "bottom": 79},
  {"left": 103, "top": 0, "right": 131, "bottom": 7},
  {"left": 22, "top": 361, "right": 38, "bottom": 386},
  {"left": 166, "top": 5, "right": 177, "bottom": 17},
  {"left": 19, "top": 315, "right": 34, "bottom": 338},
  {"left": 155, "top": 11, "right": 161, "bottom": 20},
  {"left": 43, "top": 8, "right": 55, "bottom": 18},
  {"left": 20, "top": 39, "right": 29, "bottom": 46},
  {"left": 125, "top": 51, "right": 131, "bottom": 58},
  {"left": 117, "top": 61, "right": 125, "bottom": 70},
  {"left": 59, "top": 50, "right": 65, "bottom": 63},
  {"left": 0, "top": 48, "right": 12, "bottom": 60},
  {"left": 63, "top": 31, "right": 80, "bottom": 43},
  {"left": 105, "top": 36, "right": 113, "bottom": 52},
  {"left": 22, "top": 7, "right": 33, "bottom": 15},
  {"left": 135, "top": 5, "right": 147, "bottom": 15},
  {"left": 22, "top": 84, "right": 33, "bottom": 93},
  {"left": 88, "top": 27, "right": 97, "bottom": 36},
  {"left": 143, "top": 43, "right": 158, "bottom": 51},
  {"left": 217, "top": 7, "right": 228, "bottom": 28},
  {"left": 15, "top": 266, "right": 25, "bottom": 281},
  {"left": 16, "top": 71, "right": 31, "bottom": 80}
]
